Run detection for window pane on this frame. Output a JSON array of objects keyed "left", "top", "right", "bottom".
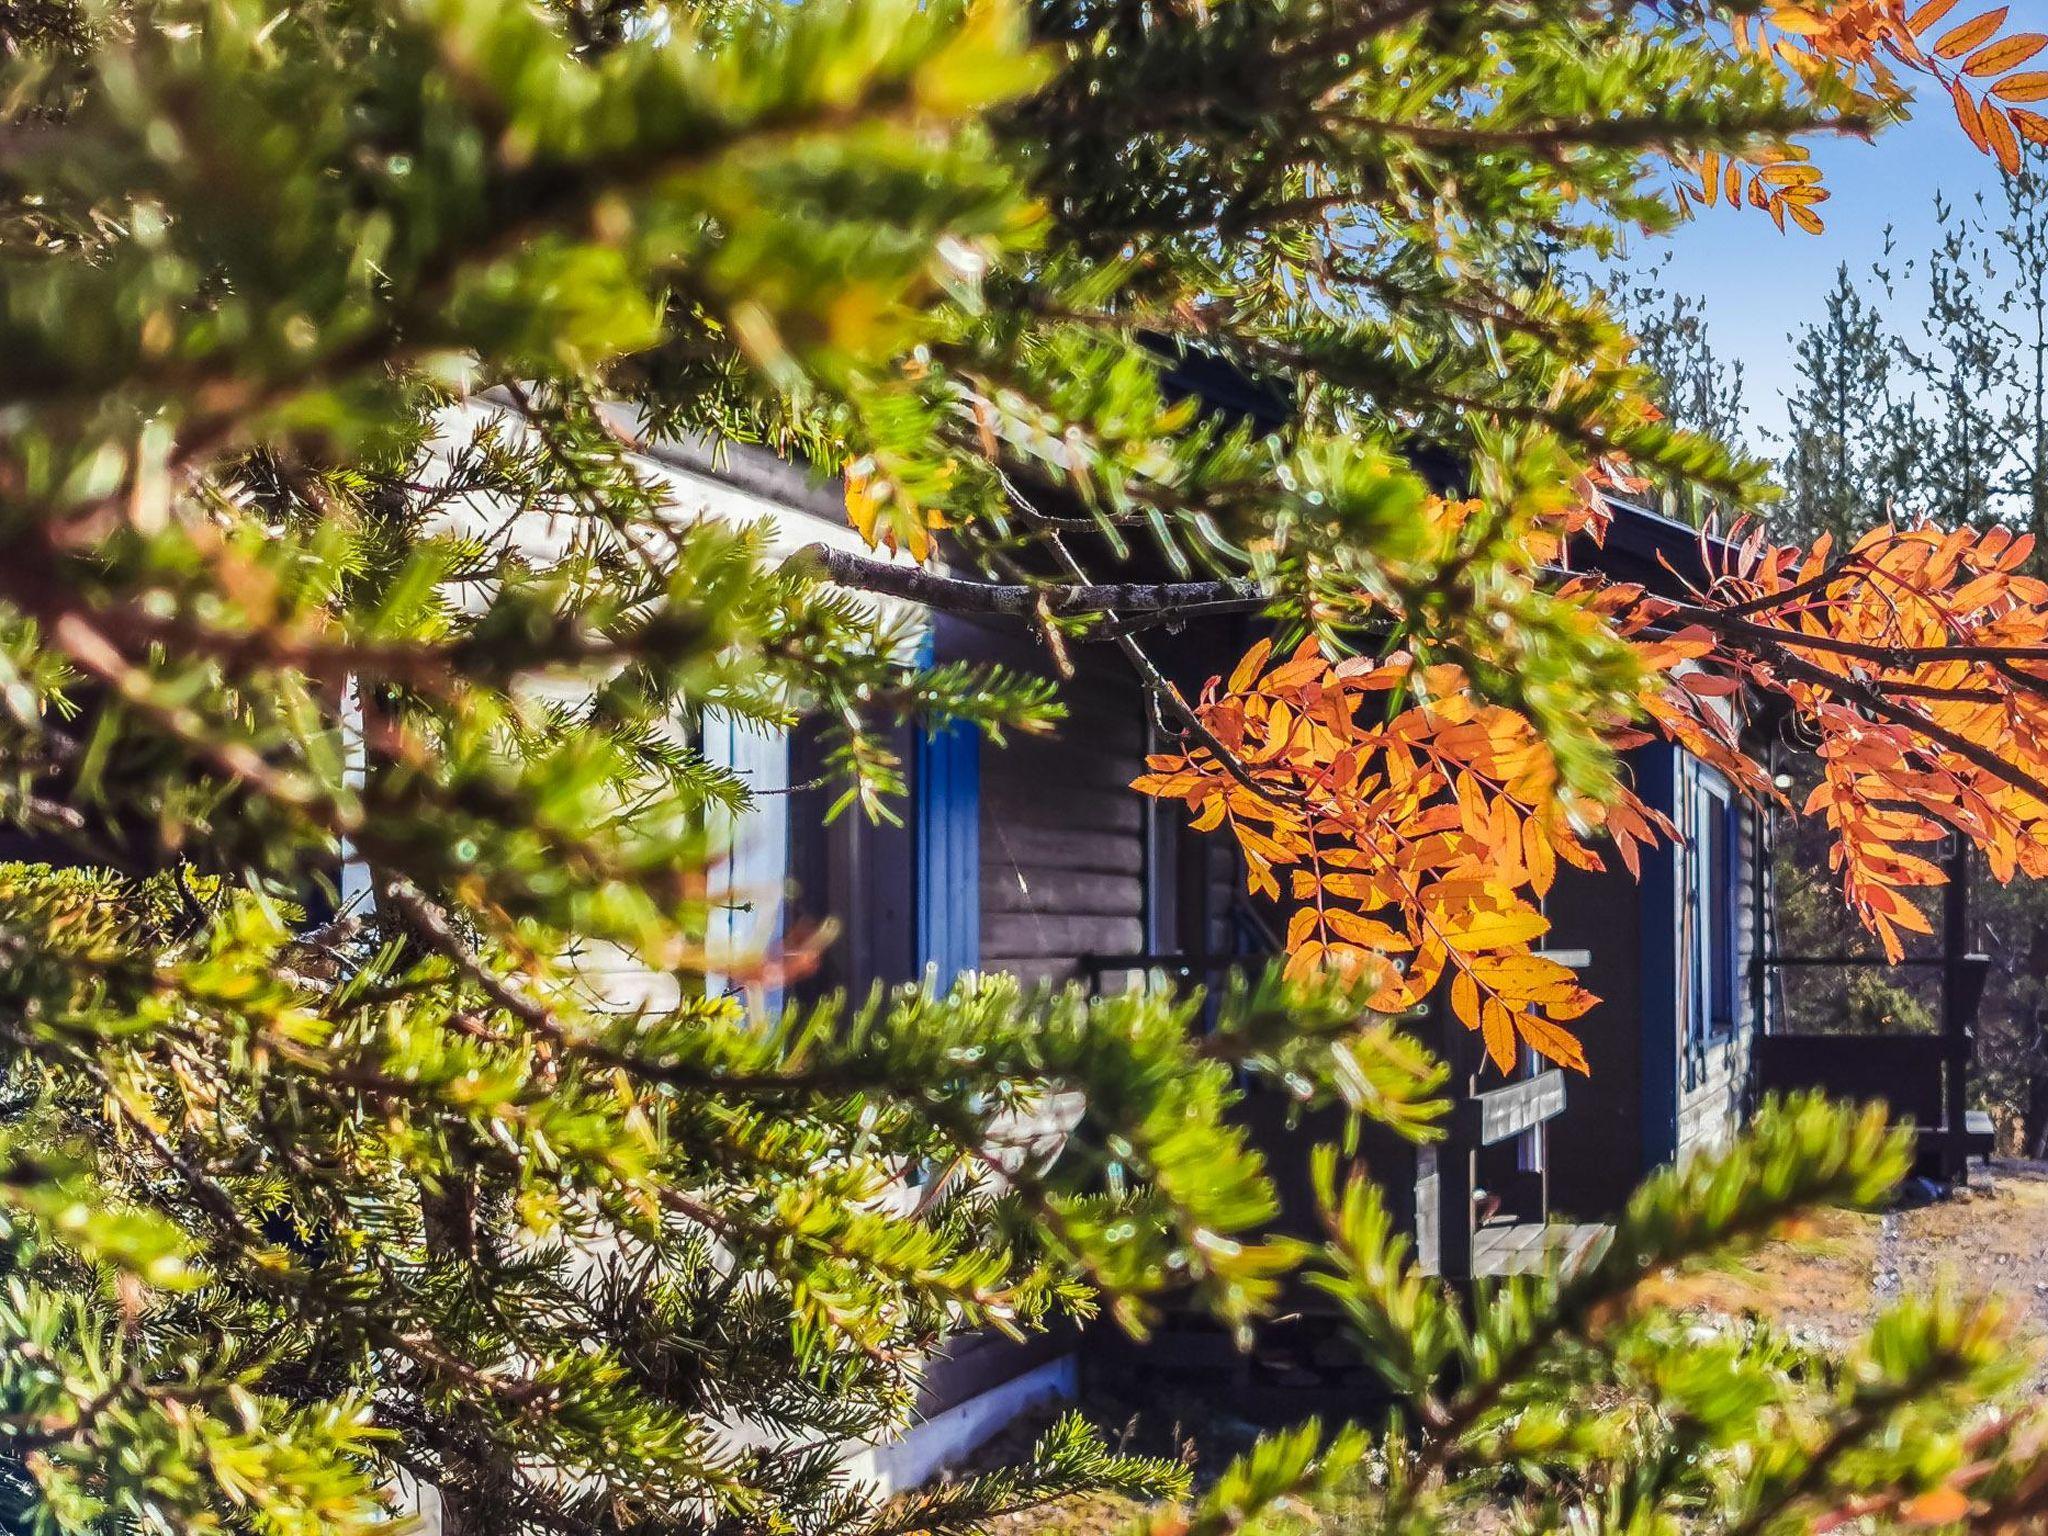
[{"left": 1707, "top": 800, "right": 1733, "bottom": 1032}]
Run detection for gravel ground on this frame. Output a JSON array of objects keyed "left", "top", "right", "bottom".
[
  {"left": 968, "top": 1158, "right": 2048, "bottom": 1535},
  {"left": 1712, "top": 1159, "right": 2048, "bottom": 1375}
]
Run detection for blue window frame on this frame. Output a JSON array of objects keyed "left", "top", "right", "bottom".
[
  {"left": 1688, "top": 768, "right": 1739, "bottom": 1044},
  {"left": 915, "top": 720, "right": 981, "bottom": 984}
]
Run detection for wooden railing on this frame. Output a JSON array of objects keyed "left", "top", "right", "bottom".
[
  {"left": 1755, "top": 1032, "right": 1993, "bottom": 1168},
  {"left": 1079, "top": 952, "right": 1583, "bottom": 1281}
]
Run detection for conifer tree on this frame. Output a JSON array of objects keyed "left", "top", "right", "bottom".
[
  {"left": 1614, "top": 263, "right": 1753, "bottom": 525},
  {"left": 1781, "top": 263, "right": 1918, "bottom": 548},
  {"left": 6, "top": 2, "right": 2048, "bottom": 1534},
  {"left": 1762, "top": 165, "right": 2048, "bottom": 1136}
]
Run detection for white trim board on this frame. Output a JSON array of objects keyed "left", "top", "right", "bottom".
[{"left": 841, "top": 1355, "right": 1080, "bottom": 1496}]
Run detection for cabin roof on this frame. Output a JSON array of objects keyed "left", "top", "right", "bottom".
[{"left": 1576, "top": 494, "right": 1734, "bottom": 599}]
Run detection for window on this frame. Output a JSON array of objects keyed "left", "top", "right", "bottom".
[
  {"left": 703, "top": 709, "right": 791, "bottom": 1014},
  {"left": 1691, "top": 771, "right": 1739, "bottom": 1043},
  {"left": 784, "top": 714, "right": 980, "bottom": 1001},
  {"left": 914, "top": 719, "right": 981, "bottom": 986}
]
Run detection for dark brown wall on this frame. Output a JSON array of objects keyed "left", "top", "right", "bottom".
[
  {"left": 942, "top": 619, "right": 1151, "bottom": 988},
  {"left": 1542, "top": 861, "right": 1648, "bottom": 1219}
]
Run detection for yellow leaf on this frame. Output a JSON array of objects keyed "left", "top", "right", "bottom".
[
  {"left": 1441, "top": 905, "right": 1550, "bottom": 953},
  {"left": 844, "top": 462, "right": 886, "bottom": 547},
  {"left": 1909, "top": 0, "right": 1963, "bottom": 31}
]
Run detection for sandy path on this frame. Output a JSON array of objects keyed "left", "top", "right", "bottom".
[{"left": 1684, "top": 1159, "right": 2048, "bottom": 1373}]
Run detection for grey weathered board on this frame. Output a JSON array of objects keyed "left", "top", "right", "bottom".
[{"left": 1472, "top": 1068, "right": 1568, "bottom": 1146}]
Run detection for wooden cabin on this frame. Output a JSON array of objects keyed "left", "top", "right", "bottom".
[
  {"left": 401, "top": 399, "right": 1853, "bottom": 1465},
  {"left": 8, "top": 386, "right": 1986, "bottom": 1507},
  {"left": 1540, "top": 501, "right": 1780, "bottom": 1220}
]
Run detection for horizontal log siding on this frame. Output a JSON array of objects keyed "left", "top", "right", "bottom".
[{"left": 949, "top": 621, "right": 1150, "bottom": 989}]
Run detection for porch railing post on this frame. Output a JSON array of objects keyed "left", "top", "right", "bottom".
[
  {"left": 1941, "top": 837, "right": 1971, "bottom": 1183},
  {"left": 1435, "top": 1001, "right": 1477, "bottom": 1281}
]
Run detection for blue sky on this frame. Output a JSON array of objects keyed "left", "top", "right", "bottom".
[{"left": 1613, "top": 105, "right": 2010, "bottom": 446}]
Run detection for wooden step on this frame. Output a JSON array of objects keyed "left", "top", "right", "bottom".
[{"left": 1471, "top": 1220, "right": 1613, "bottom": 1279}]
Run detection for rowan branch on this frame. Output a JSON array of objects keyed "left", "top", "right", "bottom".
[
  {"left": 1674, "top": 601, "right": 2048, "bottom": 669},
  {"left": 1742, "top": 635, "right": 2048, "bottom": 808}
]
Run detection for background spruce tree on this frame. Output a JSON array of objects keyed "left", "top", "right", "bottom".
[
  {"left": 1612, "top": 260, "right": 1753, "bottom": 526},
  {"left": 1641, "top": 159, "right": 2048, "bottom": 1148},
  {"left": 3, "top": 2, "right": 2048, "bottom": 1534},
  {"left": 1780, "top": 263, "right": 1919, "bottom": 549}
]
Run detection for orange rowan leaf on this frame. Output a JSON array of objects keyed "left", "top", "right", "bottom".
[
  {"left": 1323, "top": 909, "right": 1415, "bottom": 950},
  {"left": 1543, "top": 988, "right": 1602, "bottom": 1022},
  {"left": 1227, "top": 638, "right": 1273, "bottom": 695},
  {"left": 1468, "top": 952, "right": 1582, "bottom": 1003},
  {"left": 1283, "top": 941, "right": 1327, "bottom": 986},
  {"left": 1937, "top": 9, "right": 2009, "bottom": 59},
  {"left": 1285, "top": 906, "right": 1321, "bottom": 950},
  {"left": 1478, "top": 999, "right": 1519, "bottom": 1074},
  {"left": 1982, "top": 70, "right": 2048, "bottom": 99},
  {"left": 1985, "top": 102, "right": 2025, "bottom": 167},
  {"left": 1441, "top": 905, "right": 1550, "bottom": 952},
  {"left": 1760, "top": 161, "right": 1825, "bottom": 186},
  {"left": 1909, "top": 0, "right": 1964, "bottom": 31},
  {"left": 1517, "top": 1013, "right": 1591, "bottom": 1075},
  {"left": 1450, "top": 970, "right": 1481, "bottom": 1031},
  {"left": 1953, "top": 78, "right": 1993, "bottom": 148},
  {"left": 1524, "top": 819, "right": 1558, "bottom": 896},
  {"left": 1966, "top": 31, "right": 2046, "bottom": 72},
  {"left": 1771, "top": 5, "right": 1831, "bottom": 36},
  {"left": 1139, "top": 513, "right": 2048, "bottom": 1090},
  {"left": 1786, "top": 200, "right": 1827, "bottom": 233}
]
